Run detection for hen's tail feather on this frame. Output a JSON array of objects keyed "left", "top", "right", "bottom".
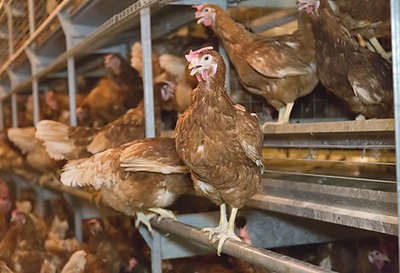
[
  {"left": 121, "top": 158, "right": 189, "bottom": 174},
  {"left": 60, "top": 149, "right": 118, "bottom": 190},
  {"left": 8, "top": 127, "right": 37, "bottom": 153},
  {"left": 36, "top": 120, "right": 75, "bottom": 160}
]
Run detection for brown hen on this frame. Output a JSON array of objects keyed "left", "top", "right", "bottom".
[
  {"left": 328, "top": 0, "right": 390, "bottom": 39},
  {"left": 299, "top": 0, "right": 393, "bottom": 119},
  {"left": 0, "top": 131, "right": 39, "bottom": 182},
  {"left": 7, "top": 127, "right": 60, "bottom": 176},
  {"left": 36, "top": 82, "right": 171, "bottom": 160},
  {"left": 77, "top": 54, "right": 143, "bottom": 126},
  {"left": 60, "top": 138, "right": 192, "bottom": 231},
  {"left": 0, "top": 210, "right": 45, "bottom": 273},
  {"left": 194, "top": 5, "right": 318, "bottom": 124},
  {"left": 175, "top": 47, "right": 264, "bottom": 255},
  {"left": 159, "top": 54, "right": 197, "bottom": 114}
]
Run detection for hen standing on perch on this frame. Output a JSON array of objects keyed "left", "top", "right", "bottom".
[
  {"left": 194, "top": 4, "right": 318, "bottom": 124},
  {"left": 60, "top": 138, "right": 192, "bottom": 231},
  {"left": 176, "top": 47, "right": 264, "bottom": 255}
]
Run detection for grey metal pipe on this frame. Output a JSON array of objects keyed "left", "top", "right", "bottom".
[
  {"left": 219, "top": 0, "right": 230, "bottom": 94},
  {"left": 11, "top": 94, "right": 18, "bottom": 128},
  {"left": 6, "top": 4, "right": 13, "bottom": 57},
  {"left": 32, "top": 78, "right": 40, "bottom": 127},
  {"left": 0, "top": 101, "right": 4, "bottom": 129},
  {"left": 150, "top": 218, "right": 332, "bottom": 273},
  {"left": 390, "top": 0, "right": 400, "bottom": 264},
  {"left": 42, "top": 178, "right": 330, "bottom": 273},
  {"left": 151, "top": 231, "right": 163, "bottom": 273},
  {"left": 67, "top": 57, "right": 77, "bottom": 126},
  {"left": 140, "top": 7, "right": 156, "bottom": 138},
  {"left": 28, "top": 0, "right": 35, "bottom": 36}
]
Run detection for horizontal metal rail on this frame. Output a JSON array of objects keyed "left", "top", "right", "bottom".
[
  {"left": 150, "top": 218, "right": 331, "bottom": 273},
  {"left": 36, "top": 178, "right": 330, "bottom": 273}
]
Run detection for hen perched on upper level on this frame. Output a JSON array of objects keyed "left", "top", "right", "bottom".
[
  {"left": 194, "top": 5, "right": 318, "bottom": 124},
  {"left": 299, "top": 0, "right": 393, "bottom": 119}
]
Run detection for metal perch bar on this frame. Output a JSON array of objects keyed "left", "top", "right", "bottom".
[
  {"left": 150, "top": 218, "right": 332, "bottom": 273},
  {"left": 39, "top": 179, "right": 330, "bottom": 273}
]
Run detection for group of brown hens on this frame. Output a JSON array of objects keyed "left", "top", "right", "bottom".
[{"left": 0, "top": 0, "right": 396, "bottom": 272}]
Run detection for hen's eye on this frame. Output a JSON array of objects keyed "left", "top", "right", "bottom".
[
  {"left": 204, "top": 56, "right": 209, "bottom": 61},
  {"left": 204, "top": 8, "right": 209, "bottom": 12}
]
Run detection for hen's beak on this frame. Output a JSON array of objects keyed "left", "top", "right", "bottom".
[
  {"left": 381, "top": 254, "right": 390, "bottom": 262},
  {"left": 188, "top": 60, "right": 202, "bottom": 76}
]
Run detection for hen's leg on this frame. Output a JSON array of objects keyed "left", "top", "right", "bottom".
[
  {"left": 201, "top": 203, "right": 228, "bottom": 240},
  {"left": 368, "top": 37, "right": 391, "bottom": 61},
  {"left": 148, "top": 207, "right": 177, "bottom": 222},
  {"left": 213, "top": 207, "right": 241, "bottom": 256},
  {"left": 135, "top": 211, "right": 157, "bottom": 232},
  {"left": 276, "top": 106, "right": 285, "bottom": 123},
  {"left": 282, "top": 102, "right": 294, "bottom": 124}
]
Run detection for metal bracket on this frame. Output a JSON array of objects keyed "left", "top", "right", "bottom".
[
  {"left": 7, "top": 69, "right": 29, "bottom": 89},
  {"left": 25, "top": 47, "right": 55, "bottom": 74},
  {"left": 95, "top": 44, "right": 129, "bottom": 59},
  {"left": 58, "top": 11, "right": 96, "bottom": 48}
]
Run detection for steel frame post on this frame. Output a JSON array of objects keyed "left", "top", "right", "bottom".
[
  {"left": 390, "top": 0, "right": 400, "bottom": 263},
  {"left": 140, "top": 7, "right": 156, "bottom": 138}
]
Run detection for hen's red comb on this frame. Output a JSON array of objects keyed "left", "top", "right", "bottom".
[
  {"left": 86, "top": 219, "right": 100, "bottom": 225},
  {"left": 185, "top": 46, "right": 214, "bottom": 62},
  {"left": 192, "top": 4, "right": 205, "bottom": 11}
]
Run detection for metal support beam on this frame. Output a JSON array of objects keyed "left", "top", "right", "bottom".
[
  {"left": 58, "top": 11, "right": 89, "bottom": 127},
  {"left": 219, "top": 0, "right": 230, "bottom": 94},
  {"left": 391, "top": 0, "right": 400, "bottom": 264},
  {"left": 151, "top": 231, "right": 163, "bottom": 273},
  {"left": 67, "top": 57, "right": 78, "bottom": 126},
  {"left": 6, "top": 4, "right": 13, "bottom": 57},
  {"left": 11, "top": 94, "right": 18, "bottom": 128},
  {"left": 28, "top": 0, "right": 35, "bottom": 36},
  {"left": 64, "top": 194, "right": 83, "bottom": 242},
  {"left": 0, "top": 101, "right": 3, "bottom": 129},
  {"left": 32, "top": 78, "right": 40, "bottom": 126},
  {"left": 140, "top": 7, "right": 156, "bottom": 137}
]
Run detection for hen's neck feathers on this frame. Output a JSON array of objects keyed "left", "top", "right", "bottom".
[
  {"left": 213, "top": 9, "right": 255, "bottom": 44},
  {"left": 314, "top": 0, "right": 359, "bottom": 49},
  {"left": 193, "top": 68, "right": 235, "bottom": 109}
]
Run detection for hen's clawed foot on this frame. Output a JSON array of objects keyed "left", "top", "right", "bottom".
[
  {"left": 135, "top": 211, "right": 157, "bottom": 232},
  {"left": 148, "top": 208, "right": 176, "bottom": 222},
  {"left": 201, "top": 226, "right": 227, "bottom": 240},
  {"left": 213, "top": 230, "right": 241, "bottom": 256}
]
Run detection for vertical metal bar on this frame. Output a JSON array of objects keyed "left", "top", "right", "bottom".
[
  {"left": 391, "top": 0, "right": 400, "bottom": 264},
  {"left": 32, "top": 78, "right": 40, "bottom": 126},
  {"left": 11, "top": 94, "right": 18, "bottom": 128},
  {"left": 140, "top": 7, "right": 155, "bottom": 137},
  {"left": 28, "top": 0, "right": 35, "bottom": 36},
  {"left": 64, "top": 194, "right": 83, "bottom": 242},
  {"left": 0, "top": 101, "right": 4, "bottom": 129},
  {"left": 151, "top": 230, "right": 163, "bottom": 273},
  {"left": 67, "top": 57, "right": 77, "bottom": 126},
  {"left": 219, "top": 0, "right": 230, "bottom": 94},
  {"left": 6, "top": 4, "right": 14, "bottom": 56}
]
